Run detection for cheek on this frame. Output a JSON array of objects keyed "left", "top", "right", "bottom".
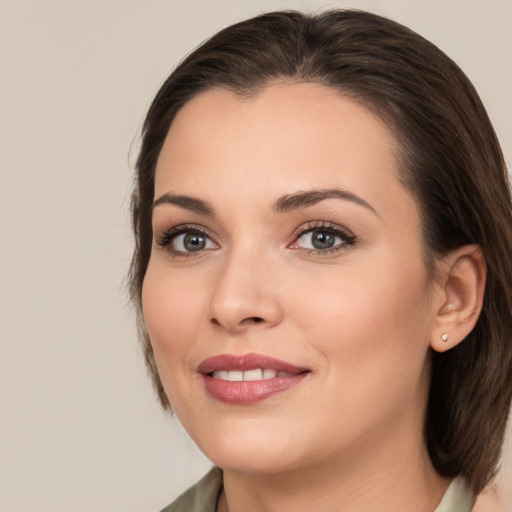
[
  {"left": 142, "top": 262, "right": 205, "bottom": 365},
  {"left": 296, "top": 260, "right": 433, "bottom": 429},
  {"left": 296, "top": 255, "right": 433, "bottom": 367}
]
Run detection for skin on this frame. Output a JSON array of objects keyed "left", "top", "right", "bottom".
[{"left": 142, "top": 83, "right": 481, "bottom": 511}]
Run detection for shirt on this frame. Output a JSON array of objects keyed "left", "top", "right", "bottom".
[{"left": 160, "top": 467, "right": 474, "bottom": 512}]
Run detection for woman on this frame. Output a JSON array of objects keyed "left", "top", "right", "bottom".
[{"left": 129, "top": 10, "right": 512, "bottom": 512}]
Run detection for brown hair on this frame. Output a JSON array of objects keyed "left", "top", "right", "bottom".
[{"left": 130, "top": 10, "right": 512, "bottom": 493}]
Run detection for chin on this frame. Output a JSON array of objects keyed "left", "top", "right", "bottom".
[
  {"left": 206, "top": 446, "right": 301, "bottom": 475},
  {"left": 186, "top": 417, "right": 306, "bottom": 474}
]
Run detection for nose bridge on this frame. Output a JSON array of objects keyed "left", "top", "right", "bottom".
[{"left": 208, "top": 241, "right": 282, "bottom": 332}]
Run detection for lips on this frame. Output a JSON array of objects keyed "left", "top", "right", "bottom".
[{"left": 197, "top": 353, "right": 310, "bottom": 404}]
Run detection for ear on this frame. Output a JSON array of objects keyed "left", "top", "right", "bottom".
[{"left": 430, "top": 244, "right": 486, "bottom": 353}]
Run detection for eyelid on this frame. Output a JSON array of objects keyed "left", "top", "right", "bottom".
[
  {"left": 155, "top": 224, "right": 220, "bottom": 255},
  {"left": 153, "top": 220, "right": 356, "bottom": 258},
  {"left": 288, "top": 220, "right": 357, "bottom": 254}
]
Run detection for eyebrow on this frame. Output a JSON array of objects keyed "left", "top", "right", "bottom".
[
  {"left": 152, "top": 188, "right": 377, "bottom": 217},
  {"left": 152, "top": 193, "right": 215, "bottom": 216},
  {"left": 273, "top": 188, "right": 378, "bottom": 216}
]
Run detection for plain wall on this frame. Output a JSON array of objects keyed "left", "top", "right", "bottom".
[{"left": 1, "top": 1, "right": 510, "bottom": 511}]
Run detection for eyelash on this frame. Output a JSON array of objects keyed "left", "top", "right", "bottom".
[
  {"left": 156, "top": 225, "right": 218, "bottom": 259},
  {"left": 155, "top": 221, "right": 357, "bottom": 258},
  {"left": 290, "top": 221, "right": 357, "bottom": 255}
]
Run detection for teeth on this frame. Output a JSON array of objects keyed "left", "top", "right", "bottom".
[
  {"left": 263, "top": 369, "right": 277, "bottom": 379},
  {"left": 244, "top": 369, "right": 263, "bottom": 381},
  {"left": 229, "top": 371, "right": 243, "bottom": 382},
  {"left": 212, "top": 368, "right": 280, "bottom": 381}
]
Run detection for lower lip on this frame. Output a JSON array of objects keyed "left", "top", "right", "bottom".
[{"left": 202, "top": 373, "right": 308, "bottom": 404}]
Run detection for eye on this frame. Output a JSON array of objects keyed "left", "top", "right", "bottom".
[
  {"left": 289, "top": 222, "right": 356, "bottom": 254},
  {"left": 299, "top": 230, "right": 339, "bottom": 250},
  {"left": 157, "top": 226, "right": 218, "bottom": 255},
  {"left": 172, "top": 231, "right": 216, "bottom": 252}
]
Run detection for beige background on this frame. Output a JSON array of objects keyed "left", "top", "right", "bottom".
[{"left": 1, "top": 1, "right": 511, "bottom": 511}]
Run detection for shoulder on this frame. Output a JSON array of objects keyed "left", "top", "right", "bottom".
[{"left": 159, "top": 467, "right": 223, "bottom": 512}]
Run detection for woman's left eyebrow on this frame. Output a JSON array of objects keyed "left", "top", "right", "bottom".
[{"left": 273, "top": 188, "right": 379, "bottom": 216}]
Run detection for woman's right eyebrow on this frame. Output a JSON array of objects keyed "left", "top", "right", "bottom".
[{"left": 152, "top": 193, "right": 215, "bottom": 216}]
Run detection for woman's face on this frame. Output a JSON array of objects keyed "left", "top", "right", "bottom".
[{"left": 143, "top": 83, "right": 440, "bottom": 474}]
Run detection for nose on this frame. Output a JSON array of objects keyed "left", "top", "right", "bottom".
[{"left": 208, "top": 249, "right": 283, "bottom": 334}]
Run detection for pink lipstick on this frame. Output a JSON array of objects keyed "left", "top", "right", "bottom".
[{"left": 197, "top": 353, "right": 310, "bottom": 404}]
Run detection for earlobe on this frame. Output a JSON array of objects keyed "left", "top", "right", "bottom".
[{"left": 430, "top": 244, "right": 486, "bottom": 353}]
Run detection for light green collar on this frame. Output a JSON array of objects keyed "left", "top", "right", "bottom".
[{"left": 434, "top": 478, "right": 474, "bottom": 512}]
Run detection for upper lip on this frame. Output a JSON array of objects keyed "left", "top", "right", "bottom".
[{"left": 197, "top": 353, "right": 309, "bottom": 375}]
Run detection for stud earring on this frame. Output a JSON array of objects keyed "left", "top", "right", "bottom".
[{"left": 441, "top": 333, "right": 448, "bottom": 342}]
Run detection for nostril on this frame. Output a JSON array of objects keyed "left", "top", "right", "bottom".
[
  {"left": 209, "top": 315, "right": 267, "bottom": 331},
  {"left": 248, "top": 317, "right": 263, "bottom": 323}
]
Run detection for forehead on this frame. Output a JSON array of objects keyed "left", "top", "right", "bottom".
[
  {"left": 159, "top": 83, "right": 397, "bottom": 163},
  {"left": 154, "top": 83, "right": 416, "bottom": 226}
]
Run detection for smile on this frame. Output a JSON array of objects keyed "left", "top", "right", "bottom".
[
  {"left": 212, "top": 369, "right": 295, "bottom": 381},
  {"left": 198, "top": 353, "right": 310, "bottom": 404}
]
